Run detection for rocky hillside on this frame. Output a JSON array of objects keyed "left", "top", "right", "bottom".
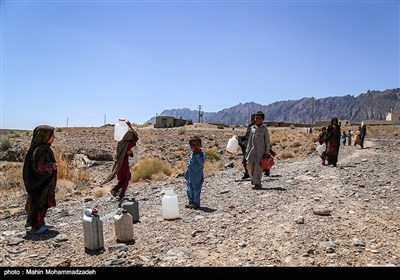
[
  {"left": 148, "top": 88, "right": 400, "bottom": 125},
  {"left": 0, "top": 125, "right": 399, "bottom": 268}
]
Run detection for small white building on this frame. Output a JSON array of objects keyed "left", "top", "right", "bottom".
[
  {"left": 362, "top": 110, "right": 400, "bottom": 126},
  {"left": 386, "top": 111, "right": 400, "bottom": 122}
]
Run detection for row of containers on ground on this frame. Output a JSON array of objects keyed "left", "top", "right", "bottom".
[
  {"left": 83, "top": 133, "right": 239, "bottom": 251},
  {"left": 83, "top": 189, "right": 179, "bottom": 251}
]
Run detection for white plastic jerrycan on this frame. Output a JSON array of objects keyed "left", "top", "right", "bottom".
[
  {"left": 113, "top": 208, "right": 134, "bottom": 243},
  {"left": 114, "top": 118, "right": 129, "bottom": 142},
  {"left": 162, "top": 189, "right": 180, "bottom": 220},
  {"left": 316, "top": 143, "right": 326, "bottom": 156},
  {"left": 226, "top": 135, "right": 239, "bottom": 154},
  {"left": 82, "top": 208, "right": 104, "bottom": 251}
]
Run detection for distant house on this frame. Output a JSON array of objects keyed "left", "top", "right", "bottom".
[
  {"left": 386, "top": 111, "right": 400, "bottom": 122},
  {"left": 154, "top": 116, "right": 188, "bottom": 128},
  {"left": 362, "top": 110, "right": 400, "bottom": 126}
]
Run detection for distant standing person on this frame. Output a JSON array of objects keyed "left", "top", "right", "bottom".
[
  {"left": 347, "top": 130, "right": 352, "bottom": 146},
  {"left": 23, "top": 125, "right": 58, "bottom": 235},
  {"left": 354, "top": 126, "right": 362, "bottom": 147},
  {"left": 103, "top": 121, "right": 139, "bottom": 200},
  {"left": 238, "top": 114, "right": 256, "bottom": 180},
  {"left": 184, "top": 136, "right": 206, "bottom": 209},
  {"left": 341, "top": 131, "right": 347, "bottom": 145},
  {"left": 360, "top": 124, "right": 367, "bottom": 149},
  {"left": 245, "top": 111, "right": 271, "bottom": 189},
  {"left": 324, "top": 117, "right": 341, "bottom": 167}
]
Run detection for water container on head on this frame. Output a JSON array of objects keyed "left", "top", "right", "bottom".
[
  {"left": 82, "top": 208, "right": 104, "bottom": 251},
  {"left": 226, "top": 136, "right": 239, "bottom": 154},
  {"left": 114, "top": 118, "right": 129, "bottom": 142},
  {"left": 162, "top": 189, "right": 180, "bottom": 220},
  {"left": 113, "top": 208, "right": 134, "bottom": 243},
  {"left": 118, "top": 197, "right": 139, "bottom": 223}
]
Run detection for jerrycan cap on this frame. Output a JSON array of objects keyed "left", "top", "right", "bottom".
[{"left": 92, "top": 208, "right": 99, "bottom": 216}]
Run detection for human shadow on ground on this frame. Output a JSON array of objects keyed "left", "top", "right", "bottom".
[
  {"left": 196, "top": 207, "right": 217, "bottom": 213},
  {"left": 253, "top": 186, "right": 287, "bottom": 192},
  {"left": 23, "top": 229, "right": 60, "bottom": 241}
]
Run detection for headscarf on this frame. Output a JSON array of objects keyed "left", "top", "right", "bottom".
[
  {"left": 102, "top": 130, "right": 138, "bottom": 185},
  {"left": 23, "top": 125, "right": 56, "bottom": 195}
]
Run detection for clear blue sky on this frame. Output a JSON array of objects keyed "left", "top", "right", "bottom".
[{"left": 1, "top": 0, "right": 399, "bottom": 130}]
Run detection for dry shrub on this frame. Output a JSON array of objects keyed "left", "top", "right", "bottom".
[
  {"left": 310, "top": 135, "right": 319, "bottom": 143},
  {"left": 0, "top": 162, "right": 24, "bottom": 204},
  {"left": 308, "top": 143, "right": 317, "bottom": 151},
  {"left": 176, "top": 160, "right": 187, "bottom": 174},
  {"left": 131, "top": 157, "right": 172, "bottom": 182},
  {"left": 56, "top": 179, "right": 75, "bottom": 201},
  {"left": 54, "top": 149, "right": 92, "bottom": 184},
  {"left": 151, "top": 172, "right": 169, "bottom": 181},
  {"left": 270, "top": 136, "right": 280, "bottom": 145},
  {"left": 174, "top": 150, "right": 186, "bottom": 159},
  {"left": 93, "top": 187, "right": 105, "bottom": 198},
  {"left": 205, "top": 161, "right": 224, "bottom": 177},
  {"left": 204, "top": 147, "right": 221, "bottom": 162},
  {"left": 291, "top": 141, "right": 302, "bottom": 148},
  {"left": 278, "top": 151, "right": 295, "bottom": 159},
  {"left": 176, "top": 127, "right": 186, "bottom": 135}
]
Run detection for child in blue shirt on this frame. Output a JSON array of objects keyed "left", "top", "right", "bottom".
[
  {"left": 341, "top": 131, "right": 347, "bottom": 145},
  {"left": 184, "top": 136, "right": 206, "bottom": 209}
]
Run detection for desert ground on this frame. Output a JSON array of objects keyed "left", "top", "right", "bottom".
[{"left": 0, "top": 123, "right": 399, "bottom": 267}]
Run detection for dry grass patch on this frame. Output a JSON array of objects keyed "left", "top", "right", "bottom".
[
  {"left": 205, "top": 161, "right": 224, "bottom": 177},
  {"left": 0, "top": 162, "right": 25, "bottom": 208},
  {"left": 204, "top": 147, "right": 221, "bottom": 162},
  {"left": 278, "top": 151, "right": 295, "bottom": 159},
  {"left": 54, "top": 148, "right": 92, "bottom": 184},
  {"left": 131, "top": 157, "right": 172, "bottom": 182},
  {"left": 55, "top": 179, "right": 75, "bottom": 201},
  {"left": 93, "top": 187, "right": 106, "bottom": 198}
]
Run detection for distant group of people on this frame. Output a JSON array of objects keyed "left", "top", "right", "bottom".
[{"left": 318, "top": 119, "right": 367, "bottom": 166}]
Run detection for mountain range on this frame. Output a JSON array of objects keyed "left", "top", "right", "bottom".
[{"left": 147, "top": 88, "right": 400, "bottom": 125}]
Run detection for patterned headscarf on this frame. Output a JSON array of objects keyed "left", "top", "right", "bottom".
[
  {"left": 30, "top": 125, "right": 55, "bottom": 148},
  {"left": 23, "top": 125, "right": 56, "bottom": 195}
]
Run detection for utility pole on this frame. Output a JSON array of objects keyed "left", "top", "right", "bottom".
[
  {"left": 198, "top": 105, "right": 203, "bottom": 123},
  {"left": 66, "top": 118, "right": 69, "bottom": 128},
  {"left": 311, "top": 97, "right": 315, "bottom": 132},
  {"left": 104, "top": 114, "right": 106, "bottom": 125}
]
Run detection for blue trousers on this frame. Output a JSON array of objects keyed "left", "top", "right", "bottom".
[{"left": 186, "top": 182, "right": 203, "bottom": 207}]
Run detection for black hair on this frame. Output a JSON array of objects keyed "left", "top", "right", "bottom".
[
  {"left": 255, "top": 111, "right": 265, "bottom": 120},
  {"left": 331, "top": 117, "right": 339, "bottom": 125},
  {"left": 189, "top": 136, "right": 202, "bottom": 146}
]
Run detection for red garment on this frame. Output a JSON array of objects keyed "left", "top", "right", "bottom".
[{"left": 112, "top": 140, "right": 136, "bottom": 198}]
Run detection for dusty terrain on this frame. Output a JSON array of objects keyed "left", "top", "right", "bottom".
[{"left": 0, "top": 124, "right": 399, "bottom": 267}]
